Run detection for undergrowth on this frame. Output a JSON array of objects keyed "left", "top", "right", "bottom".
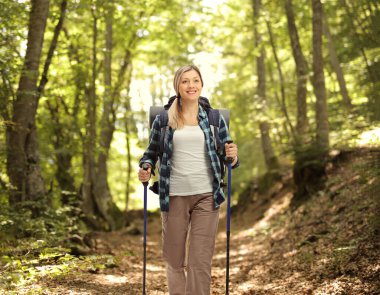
[{"left": 0, "top": 198, "right": 114, "bottom": 292}]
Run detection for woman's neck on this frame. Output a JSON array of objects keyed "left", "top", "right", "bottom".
[
  {"left": 181, "top": 99, "right": 198, "bottom": 116},
  {"left": 181, "top": 99, "right": 199, "bottom": 125}
]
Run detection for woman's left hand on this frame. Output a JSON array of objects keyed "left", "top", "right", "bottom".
[{"left": 225, "top": 142, "right": 238, "bottom": 164}]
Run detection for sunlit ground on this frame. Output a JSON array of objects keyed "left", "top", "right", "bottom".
[
  {"left": 356, "top": 126, "right": 380, "bottom": 146},
  {"left": 98, "top": 274, "right": 128, "bottom": 284}
]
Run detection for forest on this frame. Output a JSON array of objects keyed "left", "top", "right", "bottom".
[{"left": 0, "top": 0, "right": 379, "bottom": 294}]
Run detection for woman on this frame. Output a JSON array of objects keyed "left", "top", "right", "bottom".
[{"left": 138, "top": 65, "right": 239, "bottom": 295}]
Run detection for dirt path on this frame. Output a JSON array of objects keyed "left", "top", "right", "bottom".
[
  {"left": 32, "top": 149, "right": 379, "bottom": 294},
  {"left": 34, "top": 213, "right": 266, "bottom": 294}
]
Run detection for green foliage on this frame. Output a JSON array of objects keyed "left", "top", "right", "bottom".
[
  {"left": 0, "top": 0, "right": 29, "bottom": 80},
  {"left": 0, "top": 201, "right": 78, "bottom": 242},
  {"left": 0, "top": 246, "right": 118, "bottom": 291},
  {"left": 0, "top": 194, "right": 119, "bottom": 290}
]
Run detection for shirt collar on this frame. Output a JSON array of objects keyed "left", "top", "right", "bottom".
[{"left": 198, "top": 104, "right": 207, "bottom": 120}]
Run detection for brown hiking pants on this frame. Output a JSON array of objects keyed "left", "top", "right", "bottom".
[{"left": 161, "top": 192, "right": 219, "bottom": 295}]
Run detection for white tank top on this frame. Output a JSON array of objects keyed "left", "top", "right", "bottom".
[{"left": 169, "top": 125, "right": 213, "bottom": 196}]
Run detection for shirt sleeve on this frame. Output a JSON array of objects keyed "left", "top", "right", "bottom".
[
  {"left": 218, "top": 114, "right": 240, "bottom": 169},
  {"left": 139, "top": 115, "right": 161, "bottom": 172}
]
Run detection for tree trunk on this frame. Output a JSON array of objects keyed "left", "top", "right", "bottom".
[
  {"left": 253, "top": 0, "right": 279, "bottom": 172},
  {"left": 36, "top": 0, "right": 73, "bottom": 203},
  {"left": 267, "top": 62, "right": 293, "bottom": 143},
  {"left": 125, "top": 126, "right": 132, "bottom": 213},
  {"left": 46, "top": 99, "right": 76, "bottom": 204},
  {"left": 284, "top": 0, "right": 310, "bottom": 140},
  {"left": 108, "top": 45, "right": 135, "bottom": 215},
  {"left": 266, "top": 18, "right": 296, "bottom": 142},
  {"left": 1, "top": 74, "right": 12, "bottom": 169},
  {"left": 93, "top": 4, "right": 125, "bottom": 230},
  {"left": 259, "top": 122, "right": 279, "bottom": 170},
  {"left": 0, "top": 74, "right": 13, "bottom": 122},
  {"left": 322, "top": 11, "right": 352, "bottom": 110},
  {"left": 291, "top": 0, "right": 331, "bottom": 207},
  {"left": 37, "top": 0, "right": 67, "bottom": 96},
  {"left": 81, "top": 8, "right": 98, "bottom": 224},
  {"left": 85, "top": 3, "right": 137, "bottom": 230},
  {"left": 62, "top": 27, "right": 86, "bottom": 141},
  {"left": 124, "top": 65, "right": 133, "bottom": 214},
  {"left": 7, "top": 0, "right": 50, "bottom": 205},
  {"left": 312, "top": 0, "right": 329, "bottom": 151}
]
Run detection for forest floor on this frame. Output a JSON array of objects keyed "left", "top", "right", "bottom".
[{"left": 3, "top": 148, "right": 380, "bottom": 294}]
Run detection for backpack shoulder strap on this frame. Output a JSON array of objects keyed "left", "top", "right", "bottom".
[
  {"left": 159, "top": 110, "right": 169, "bottom": 157},
  {"left": 207, "top": 109, "right": 219, "bottom": 127},
  {"left": 207, "top": 109, "right": 223, "bottom": 153},
  {"left": 207, "top": 108, "right": 228, "bottom": 184},
  {"left": 159, "top": 109, "right": 169, "bottom": 127}
]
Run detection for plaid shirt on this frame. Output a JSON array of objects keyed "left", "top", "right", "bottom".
[{"left": 139, "top": 105, "right": 239, "bottom": 212}]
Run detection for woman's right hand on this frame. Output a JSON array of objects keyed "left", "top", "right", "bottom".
[{"left": 138, "top": 164, "right": 152, "bottom": 183}]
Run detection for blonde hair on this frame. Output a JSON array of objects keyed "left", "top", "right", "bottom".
[{"left": 168, "top": 65, "right": 204, "bottom": 129}]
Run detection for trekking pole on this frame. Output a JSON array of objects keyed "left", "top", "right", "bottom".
[
  {"left": 226, "top": 141, "right": 234, "bottom": 295},
  {"left": 142, "top": 163, "right": 150, "bottom": 295}
]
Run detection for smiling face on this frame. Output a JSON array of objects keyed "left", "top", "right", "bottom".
[{"left": 178, "top": 69, "right": 203, "bottom": 102}]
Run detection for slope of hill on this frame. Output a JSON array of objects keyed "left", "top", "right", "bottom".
[
  {"left": 3, "top": 148, "right": 379, "bottom": 294},
  {"left": 214, "top": 148, "right": 379, "bottom": 294}
]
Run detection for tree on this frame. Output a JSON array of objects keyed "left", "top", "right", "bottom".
[
  {"left": 252, "top": 0, "right": 279, "bottom": 173},
  {"left": 6, "top": 0, "right": 50, "bottom": 206},
  {"left": 312, "top": 0, "right": 329, "bottom": 151},
  {"left": 39, "top": 0, "right": 70, "bottom": 201},
  {"left": 284, "top": 0, "right": 310, "bottom": 141},
  {"left": 322, "top": 10, "right": 352, "bottom": 110},
  {"left": 92, "top": 2, "right": 122, "bottom": 230},
  {"left": 265, "top": 18, "right": 296, "bottom": 142},
  {"left": 123, "top": 62, "right": 134, "bottom": 212},
  {"left": 81, "top": 5, "right": 99, "bottom": 228},
  {"left": 291, "top": 0, "right": 331, "bottom": 206}
]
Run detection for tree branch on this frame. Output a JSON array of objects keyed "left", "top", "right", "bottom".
[{"left": 37, "top": 0, "right": 68, "bottom": 98}]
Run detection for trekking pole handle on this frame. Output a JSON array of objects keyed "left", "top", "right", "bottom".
[
  {"left": 142, "top": 163, "right": 150, "bottom": 187},
  {"left": 226, "top": 140, "right": 234, "bottom": 163}
]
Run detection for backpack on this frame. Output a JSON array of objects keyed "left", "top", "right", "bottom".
[{"left": 148, "top": 96, "right": 230, "bottom": 193}]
